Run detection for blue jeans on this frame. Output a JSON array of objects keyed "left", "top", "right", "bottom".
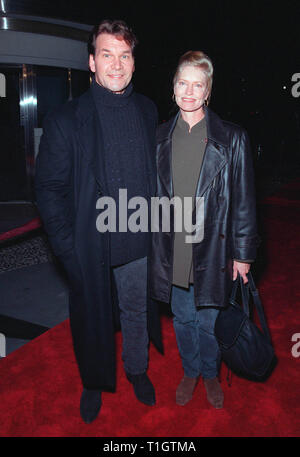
[
  {"left": 171, "top": 284, "right": 221, "bottom": 379},
  {"left": 113, "top": 257, "right": 148, "bottom": 375}
]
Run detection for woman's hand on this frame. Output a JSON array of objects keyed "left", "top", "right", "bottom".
[{"left": 233, "top": 260, "right": 250, "bottom": 284}]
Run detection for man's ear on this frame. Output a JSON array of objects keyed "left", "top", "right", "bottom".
[{"left": 89, "top": 54, "right": 95, "bottom": 73}]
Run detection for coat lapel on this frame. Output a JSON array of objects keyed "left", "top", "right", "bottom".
[
  {"left": 134, "top": 94, "right": 157, "bottom": 197},
  {"left": 75, "top": 90, "right": 108, "bottom": 193},
  {"left": 195, "top": 142, "right": 228, "bottom": 197},
  {"left": 195, "top": 107, "right": 229, "bottom": 197},
  {"left": 157, "top": 113, "right": 179, "bottom": 198}
]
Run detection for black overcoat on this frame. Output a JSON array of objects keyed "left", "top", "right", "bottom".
[
  {"left": 149, "top": 107, "right": 260, "bottom": 307},
  {"left": 35, "top": 88, "right": 162, "bottom": 391}
]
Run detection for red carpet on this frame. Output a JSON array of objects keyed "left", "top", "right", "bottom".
[
  {"left": 0, "top": 217, "right": 42, "bottom": 242},
  {"left": 0, "top": 181, "right": 299, "bottom": 437}
]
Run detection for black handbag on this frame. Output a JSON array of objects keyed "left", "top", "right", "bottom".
[{"left": 214, "top": 272, "right": 277, "bottom": 382}]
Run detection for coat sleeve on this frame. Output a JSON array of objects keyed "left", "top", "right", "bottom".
[
  {"left": 35, "top": 112, "right": 75, "bottom": 259},
  {"left": 231, "top": 128, "right": 260, "bottom": 260}
]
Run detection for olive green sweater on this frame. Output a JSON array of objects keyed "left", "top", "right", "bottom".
[{"left": 172, "top": 115, "right": 207, "bottom": 288}]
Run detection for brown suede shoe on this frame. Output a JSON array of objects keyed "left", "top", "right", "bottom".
[
  {"left": 203, "top": 377, "right": 224, "bottom": 409},
  {"left": 176, "top": 376, "right": 198, "bottom": 406}
]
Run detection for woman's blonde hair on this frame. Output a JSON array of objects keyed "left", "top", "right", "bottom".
[{"left": 173, "top": 51, "right": 214, "bottom": 103}]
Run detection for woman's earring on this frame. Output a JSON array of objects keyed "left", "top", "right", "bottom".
[{"left": 204, "top": 99, "right": 208, "bottom": 106}]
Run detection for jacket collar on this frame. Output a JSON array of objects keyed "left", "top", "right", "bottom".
[
  {"left": 157, "top": 106, "right": 229, "bottom": 148},
  {"left": 157, "top": 106, "right": 229, "bottom": 198}
]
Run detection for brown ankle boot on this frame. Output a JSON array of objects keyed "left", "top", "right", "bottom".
[
  {"left": 176, "top": 376, "right": 198, "bottom": 406},
  {"left": 203, "top": 377, "right": 224, "bottom": 409}
]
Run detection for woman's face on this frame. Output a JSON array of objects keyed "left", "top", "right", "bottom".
[{"left": 174, "top": 65, "right": 209, "bottom": 113}]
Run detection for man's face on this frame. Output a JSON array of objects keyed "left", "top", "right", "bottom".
[{"left": 89, "top": 33, "right": 135, "bottom": 93}]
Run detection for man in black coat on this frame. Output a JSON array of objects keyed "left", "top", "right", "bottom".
[{"left": 35, "top": 19, "right": 162, "bottom": 423}]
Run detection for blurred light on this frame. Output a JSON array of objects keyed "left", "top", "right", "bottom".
[
  {"left": 2, "top": 17, "right": 8, "bottom": 29},
  {"left": 283, "top": 86, "right": 287, "bottom": 90},
  {"left": 1, "top": 1, "right": 6, "bottom": 13},
  {"left": 20, "top": 96, "right": 37, "bottom": 107},
  {"left": 22, "top": 65, "right": 27, "bottom": 78}
]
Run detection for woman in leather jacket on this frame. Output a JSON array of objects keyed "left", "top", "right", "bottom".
[{"left": 150, "top": 51, "right": 259, "bottom": 409}]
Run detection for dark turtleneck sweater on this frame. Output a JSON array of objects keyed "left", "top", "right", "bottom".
[{"left": 91, "top": 79, "right": 150, "bottom": 266}]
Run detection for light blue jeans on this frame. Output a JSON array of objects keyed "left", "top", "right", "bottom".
[{"left": 171, "top": 284, "right": 221, "bottom": 379}]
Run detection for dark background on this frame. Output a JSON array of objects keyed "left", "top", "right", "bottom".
[{"left": 2, "top": 0, "right": 300, "bottom": 182}]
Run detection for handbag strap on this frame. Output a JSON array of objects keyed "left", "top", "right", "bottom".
[
  {"left": 230, "top": 272, "right": 272, "bottom": 342},
  {"left": 229, "top": 275, "right": 239, "bottom": 303},
  {"left": 229, "top": 274, "right": 249, "bottom": 316},
  {"left": 239, "top": 274, "right": 250, "bottom": 316},
  {"left": 246, "top": 272, "right": 272, "bottom": 342}
]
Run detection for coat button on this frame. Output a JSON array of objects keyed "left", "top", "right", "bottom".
[
  {"left": 219, "top": 234, "right": 225, "bottom": 239},
  {"left": 221, "top": 267, "right": 225, "bottom": 272}
]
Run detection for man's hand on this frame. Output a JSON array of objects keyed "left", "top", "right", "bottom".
[{"left": 233, "top": 260, "right": 250, "bottom": 284}]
